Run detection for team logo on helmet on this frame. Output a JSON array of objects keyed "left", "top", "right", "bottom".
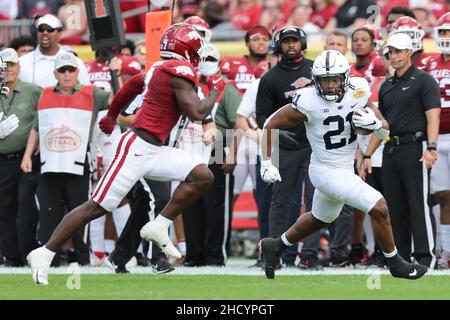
[{"left": 174, "top": 65, "right": 195, "bottom": 77}]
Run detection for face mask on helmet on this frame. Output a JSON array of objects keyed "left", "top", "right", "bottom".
[
  {"left": 436, "top": 29, "right": 450, "bottom": 54},
  {"left": 199, "top": 61, "right": 219, "bottom": 76},
  {"left": 312, "top": 50, "right": 350, "bottom": 102},
  {"left": 314, "top": 74, "right": 347, "bottom": 101}
]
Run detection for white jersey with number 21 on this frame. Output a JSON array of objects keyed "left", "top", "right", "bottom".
[{"left": 292, "top": 76, "right": 371, "bottom": 169}]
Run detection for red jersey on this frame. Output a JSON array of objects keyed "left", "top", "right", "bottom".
[
  {"left": 350, "top": 52, "right": 386, "bottom": 85},
  {"left": 310, "top": 5, "right": 338, "bottom": 29},
  {"left": 231, "top": 5, "right": 262, "bottom": 30},
  {"left": 369, "top": 76, "right": 386, "bottom": 106},
  {"left": 86, "top": 56, "right": 142, "bottom": 92},
  {"left": 413, "top": 51, "right": 433, "bottom": 70},
  {"left": 426, "top": 53, "right": 450, "bottom": 134},
  {"left": 132, "top": 59, "right": 197, "bottom": 143},
  {"left": 220, "top": 55, "right": 258, "bottom": 95}
]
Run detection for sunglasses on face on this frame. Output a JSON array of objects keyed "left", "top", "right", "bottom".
[
  {"left": 57, "top": 66, "right": 77, "bottom": 73},
  {"left": 38, "top": 26, "right": 59, "bottom": 33}
]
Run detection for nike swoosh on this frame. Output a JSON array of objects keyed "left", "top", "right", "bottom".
[
  {"left": 367, "top": 121, "right": 376, "bottom": 126},
  {"left": 402, "top": 87, "right": 409, "bottom": 90},
  {"left": 135, "top": 153, "right": 143, "bottom": 157},
  {"left": 212, "top": 78, "right": 221, "bottom": 84},
  {"left": 351, "top": 104, "right": 357, "bottom": 109},
  {"left": 409, "top": 269, "right": 417, "bottom": 277}
]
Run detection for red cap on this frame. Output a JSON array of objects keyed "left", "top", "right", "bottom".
[{"left": 245, "top": 25, "right": 271, "bottom": 42}]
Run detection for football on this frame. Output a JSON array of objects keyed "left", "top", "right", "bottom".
[{"left": 351, "top": 113, "right": 373, "bottom": 135}]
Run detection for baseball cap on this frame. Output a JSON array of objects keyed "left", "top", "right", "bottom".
[
  {"left": 245, "top": 25, "right": 271, "bottom": 42},
  {"left": 279, "top": 26, "right": 303, "bottom": 41},
  {"left": 36, "top": 14, "right": 63, "bottom": 29},
  {"left": 386, "top": 33, "right": 413, "bottom": 50},
  {"left": 55, "top": 51, "right": 78, "bottom": 69},
  {"left": 0, "top": 48, "right": 19, "bottom": 63}
]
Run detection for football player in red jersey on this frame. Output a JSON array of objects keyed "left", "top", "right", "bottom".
[
  {"left": 183, "top": 16, "right": 212, "bottom": 43},
  {"left": 221, "top": 25, "right": 271, "bottom": 95},
  {"left": 26, "top": 23, "right": 227, "bottom": 285},
  {"left": 390, "top": 16, "right": 434, "bottom": 70},
  {"left": 349, "top": 27, "right": 386, "bottom": 85},
  {"left": 426, "top": 12, "right": 450, "bottom": 269}
]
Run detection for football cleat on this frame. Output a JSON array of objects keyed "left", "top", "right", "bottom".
[
  {"left": 27, "top": 247, "right": 52, "bottom": 285},
  {"left": 140, "top": 221, "right": 182, "bottom": 259},
  {"left": 259, "top": 238, "right": 285, "bottom": 279},
  {"left": 151, "top": 257, "right": 175, "bottom": 274},
  {"left": 387, "top": 254, "right": 428, "bottom": 280}
]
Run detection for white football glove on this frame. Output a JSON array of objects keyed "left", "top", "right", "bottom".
[
  {"left": 260, "top": 159, "right": 282, "bottom": 184},
  {"left": 352, "top": 107, "right": 382, "bottom": 130},
  {"left": 0, "top": 112, "right": 19, "bottom": 139}
]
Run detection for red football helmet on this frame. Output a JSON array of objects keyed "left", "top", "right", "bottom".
[
  {"left": 160, "top": 23, "right": 205, "bottom": 67},
  {"left": 362, "top": 24, "right": 383, "bottom": 51},
  {"left": 390, "top": 17, "right": 425, "bottom": 52},
  {"left": 436, "top": 12, "right": 450, "bottom": 54},
  {"left": 183, "top": 16, "right": 212, "bottom": 43}
]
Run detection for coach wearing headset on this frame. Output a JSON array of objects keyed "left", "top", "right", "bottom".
[{"left": 256, "top": 26, "right": 319, "bottom": 269}]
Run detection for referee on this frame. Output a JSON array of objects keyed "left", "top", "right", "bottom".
[{"left": 363, "top": 33, "right": 441, "bottom": 268}]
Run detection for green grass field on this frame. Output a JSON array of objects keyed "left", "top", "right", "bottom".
[{"left": 1, "top": 274, "right": 449, "bottom": 300}]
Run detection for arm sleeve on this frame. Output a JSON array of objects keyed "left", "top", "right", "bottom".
[
  {"left": 420, "top": 73, "right": 442, "bottom": 110},
  {"left": 256, "top": 76, "right": 274, "bottom": 129},
  {"left": 222, "top": 83, "right": 241, "bottom": 128},
  {"left": 107, "top": 73, "right": 144, "bottom": 121},
  {"left": 93, "top": 87, "right": 110, "bottom": 111}
]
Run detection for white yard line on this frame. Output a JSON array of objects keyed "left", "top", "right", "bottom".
[{"left": 1, "top": 259, "right": 450, "bottom": 276}]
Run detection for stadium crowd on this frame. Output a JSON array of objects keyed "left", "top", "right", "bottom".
[{"left": 0, "top": 0, "right": 449, "bottom": 277}]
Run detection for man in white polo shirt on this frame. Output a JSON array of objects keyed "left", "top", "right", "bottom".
[{"left": 19, "top": 14, "right": 90, "bottom": 87}]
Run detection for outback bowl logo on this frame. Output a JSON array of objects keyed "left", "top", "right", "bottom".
[
  {"left": 352, "top": 88, "right": 366, "bottom": 99},
  {"left": 45, "top": 126, "right": 81, "bottom": 152}
]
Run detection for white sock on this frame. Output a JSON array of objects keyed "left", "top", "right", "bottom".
[
  {"left": 177, "top": 240, "right": 186, "bottom": 256},
  {"left": 383, "top": 247, "right": 398, "bottom": 258},
  {"left": 441, "top": 224, "right": 450, "bottom": 252},
  {"left": 154, "top": 215, "right": 172, "bottom": 229},
  {"left": 112, "top": 204, "right": 131, "bottom": 236},
  {"left": 281, "top": 233, "right": 293, "bottom": 246},
  {"left": 89, "top": 216, "right": 106, "bottom": 252},
  {"left": 104, "top": 239, "right": 115, "bottom": 254},
  {"left": 42, "top": 245, "right": 56, "bottom": 259}
]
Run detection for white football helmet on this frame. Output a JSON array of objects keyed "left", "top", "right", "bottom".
[
  {"left": 311, "top": 50, "right": 350, "bottom": 101},
  {"left": 198, "top": 44, "right": 221, "bottom": 76},
  {"left": 390, "top": 16, "right": 425, "bottom": 52},
  {"left": 436, "top": 12, "right": 450, "bottom": 54}
]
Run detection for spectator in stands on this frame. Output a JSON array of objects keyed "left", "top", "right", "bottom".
[
  {"left": 326, "top": 0, "right": 376, "bottom": 31},
  {"left": 134, "top": 39, "right": 147, "bottom": 69},
  {"left": 19, "top": 14, "right": 90, "bottom": 87},
  {"left": 310, "top": 0, "right": 338, "bottom": 29},
  {"left": 287, "top": 4, "right": 322, "bottom": 42},
  {"left": 178, "top": 0, "right": 200, "bottom": 19},
  {"left": 0, "top": 48, "right": 42, "bottom": 266},
  {"left": 410, "top": 0, "right": 437, "bottom": 37},
  {"left": 18, "top": 0, "right": 64, "bottom": 19},
  {"left": 231, "top": 0, "right": 262, "bottom": 30},
  {"left": 21, "top": 51, "right": 110, "bottom": 266},
  {"left": 0, "top": 0, "right": 18, "bottom": 19},
  {"left": 259, "top": 0, "right": 286, "bottom": 31},
  {"left": 9, "top": 35, "right": 36, "bottom": 57},
  {"left": 57, "top": 0, "right": 88, "bottom": 45},
  {"left": 120, "top": 0, "right": 147, "bottom": 33},
  {"left": 199, "top": 0, "right": 230, "bottom": 28},
  {"left": 385, "top": 6, "right": 416, "bottom": 33}
]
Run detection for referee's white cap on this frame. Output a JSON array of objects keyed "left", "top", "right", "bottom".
[{"left": 386, "top": 33, "right": 413, "bottom": 50}]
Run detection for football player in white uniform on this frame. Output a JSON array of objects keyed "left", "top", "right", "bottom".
[{"left": 259, "top": 50, "right": 428, "bottom": 280}]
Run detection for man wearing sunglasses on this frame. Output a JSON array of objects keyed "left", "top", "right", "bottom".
[
  {"left": 19, "top": 14, "right": 91, "bottom": 88},
  {"left": 21, "top": 51, "right": 110, "bottom": 267}
]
